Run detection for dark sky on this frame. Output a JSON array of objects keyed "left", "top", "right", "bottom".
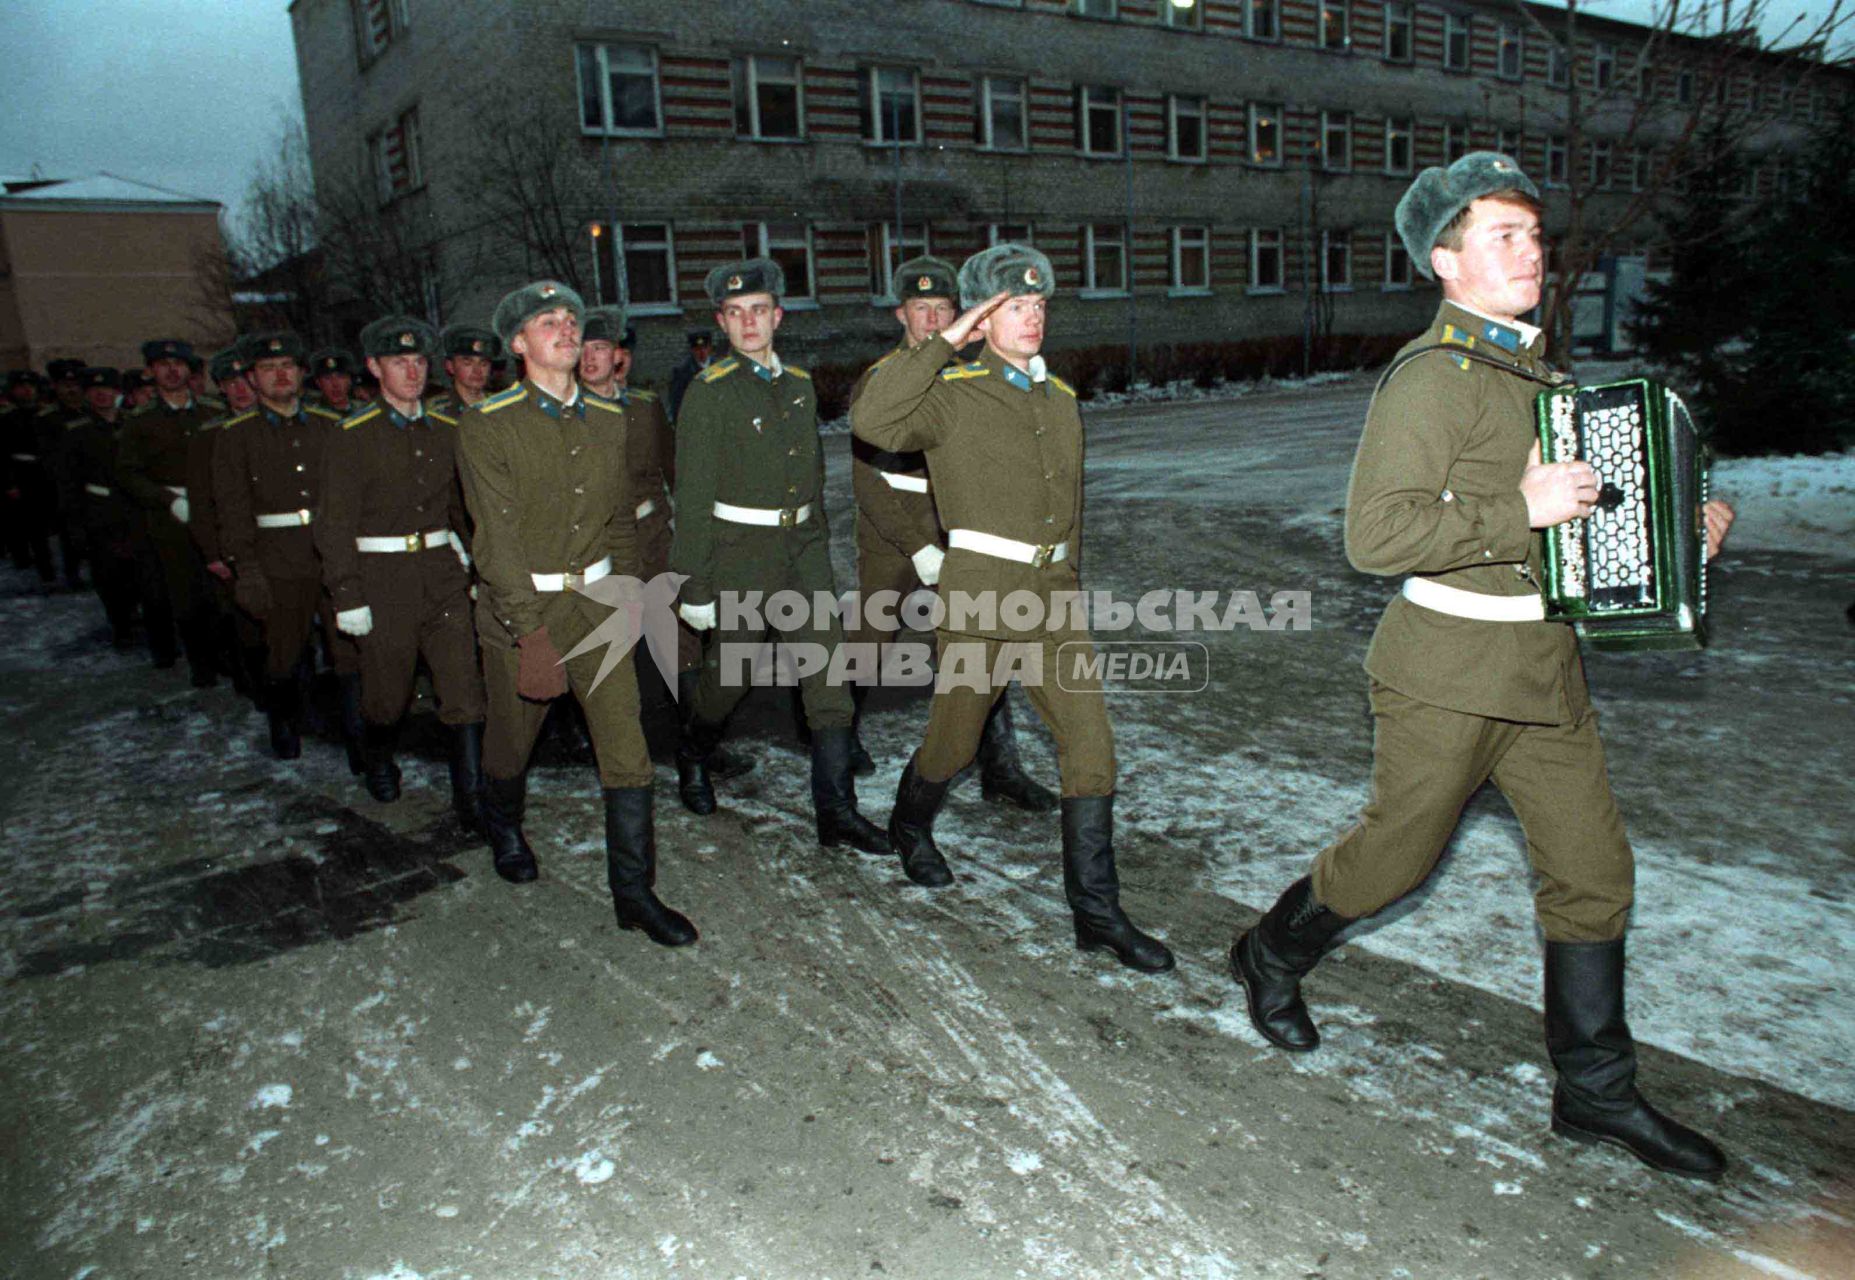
[{"left": 0, "top": 1, "right": 1842, "bottom": 222}]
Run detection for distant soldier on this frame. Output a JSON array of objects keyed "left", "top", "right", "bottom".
[
  {"left": 57, "top": 368, "right": 143, "bottom": 648},
  {"left": 848, "top": 255, "right": 1057, "bottom": 807},
  {"left": 117, "top": 338, "right": 223, "bottom": 684},
  {"left": 456, "top": 280, "right": 697, "bottom": 947},
  {"left": 212, "top": 332, "right": 353, "bottom": 759},
  {"left": 186, "top": 355, "right": 208, "bottom": 400},
  {"left": 39, "top": 358, "right": 88, "bottom": 587},
  {"left": 120, "top": 369, "right": 157, "bottom": 411},
  {"left": 307, "top": 348, "right": 359, "bottom": 416},
  {"left": 666, "top": 329, "right": 714, "bottom": 422},
  {"left": 430, "top": 324, "right": 501, "bottom": 417},
  {"left": 315, "top": 317, "right": 486, "bottom": 821},
  {"left": 670, "top": 259, "right": 888, "bottom": 852},
  {"left": 189, "top": 346, "right": 261, "bottom": 696},
  {"left": 3, "top": 370, "right": 56, "bottom": 583},
  {"left": 851, "top": 244, "right": 1174, "bottom": 974}
]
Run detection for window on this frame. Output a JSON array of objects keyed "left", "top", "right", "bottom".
[
  {"left": 976, "top": 76, "right": 1028, "bottom": 150},
  {"left": 1247, "top": 0, "right": 1279, "bottom": 41},
  {"left": 1383, "top": 4, "right": 1412, "bottom": 61},
  {"left": 989, "top": 223, "right": 1034, "bottom": 245},
  {"left": 742, "top": 222, "right": 815, "bottom": 303},
  {"left": 1498, "top": 128, "right": 1522, "bottom": 159},
  {"left": 1546, "top": 136, "right": 1567, "bottom": 186},
  {"left": 589, "top": 223, "right": 677, "bottom": 311},
  {"left": 1249, "top": 228, "right": 1284, "bottom": 292},
  {"left": 868, "top": 223, "right": 929, "bottom": 298},
  {"left": 1676, "top": 69, "right": 1695, "bottom": 105},
  {"left": 1073, "top": 0, "right": 1118, "bottom": 16},
  {"left": 1498, "top": 26, "right": 1523, "bottom": 80},
  {"left": 1444, "top": 14, "right": 1470, "bottom": 71},
  {"left": 369, "top": 106, "right": 421, "bottom": 205},
  {"left": 1589, "top": 141, "right": 1612, "bottom": 189},
  {"left": 1385, "top": 118, "right": 1413, "bottom": 173},
  {"left": 1248, "top": 102, "right": 1281, "bottom": 165},
  {"left": 733, "top": 55, "right": 803, "bottom": 140},
  {"left": 1383, "top": 233, "right": 1411, "bottom": 289},
  {"left": 1321, "top": 230, "right": 1351, "bottom": 291},
  {"left": 1169, "top": 95, "right": 1206, "bottom": 161},
  {"left": 1321, "top": 111, "right": 1351, "bottom": 171},
  {"left": 1172, "top": 227, "right": 1210, "bottom": 292},
  {"left": 861, "top": 67, "right": 921, "bottom": 144},
  {"left": 1084, "top": 224, "right": 1128, "bottom": 294},
  {"left": 1166, "top": 0, "right": 1203, "bottom": 29},
  {"left": 1077, "top": 85, "right": 1123, "bottom": 156},
  {"left": 1630, "top": 150, "right": 1647, "bottom": 192},
  {"left": 352, "top": 0, "right": 409, "bottom": 64},
  {"left": 1443, "top": 122, "right": 1467, "bottom": 163},
  {"left": 1321, "top": 2, "right": 1350, "bottom": 51},
  {"left": 1593, "top": 42, "right": 1615, "bottom": 90},
  {"left": 1548, "top": 45, "right": 1570, "bottom": 88},
  {"left": 577, "top": 43, "right": 662, "bottom": 136}
]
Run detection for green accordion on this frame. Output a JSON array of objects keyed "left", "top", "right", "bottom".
[{"left": 1534, "top": 378, "right": 1711, "bottom": 652}]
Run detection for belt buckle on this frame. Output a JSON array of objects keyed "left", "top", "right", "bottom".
[
  {"left": 405, "top": 532, "right": 422, "bottom": 551},
  {"left": 779, "top": 507, "right": 797, "bottom": 528},
  {"left": 296, "top": 509, "right": 311, "bottom": 525},
  {"left": 563, "top": 570, "right": 585, "bottom": 589},
  {"left": 1031, "top": 544, "right": 1053, "bottom": 569}
]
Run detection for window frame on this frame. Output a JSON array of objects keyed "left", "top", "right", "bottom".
[
  {"left": 1320, "top": 229, "right": 1352, "bottom": 293},
  {"left": 1382, "top": 232, "right": 1412, "bottom": 291},
  {"left": 1248, "top": 101, "right": 1282, "bottom": 167},
  {"left": 1443, "top": 13, "right": 1470, "bottom": 73},
  {"left": 1168, "top": 94, "right": 1207, "bottom": 163},
  {"left": 1170, "top": 225, "right": 1212, "bottom": 295},
  {"left": 1593, "top": 42, "right": 1616, "bottom": 91},
  {"left": 733, "top": 53, "right": 805, "bottom": 141},
  {"left": 1320, "top": 2, "right": 1351, "bottom": 52},
  {"left": 1082, "top": 223, "right": 1130, "bottom": 297},
  {"left": 1165, "top": 0, "right": 1204, "bottom": 29},
  {"left": 1588, "top": 140, "right": 1613, "bottom": 190},
  {"left": 1546, "top": 136, "right": 1568, "bottom": 187},
  {"left": 1246, "top": 0, "right": 1280, "bottom": 42},
  {"left": 977, "top": 75, "right": 1030, "bottom": 151},
  {"left": 1442, "top": 121, "right": 1467, "bottom": 163},
  {"left": 1382, "top": 3, "right": 1413, "bottom": 63},
  {"left": 1497, "top": 25, "right": 1523, "bottom": 81},
  {"left": 988, "top": 222, "right": 1035, "bottom": 246},
  {"left": 868, "top": 222, "right": 931, "bottom": 301},
  {"left": 1077, "top": 84, "right": 1124, "bottom": 157},
  {"left": 1384, "top": 117, "right": 1413, "bottom": 174},
  {"left": 1548, "top": 44, "right": 1570, "bottom": 88},
  {"left": 1071, "top": 0, "right": 1119, "bottom": 17},
  {"left": 576, "top": 41, "right": 664, "bottom": 138},
  {"left": 1248, "top": 227, "right": 1285, "bottom": 294},
  {"left": 589, "top": 221, "right": 679, "bottom": 314},
  {"left": 743, "top": 220, "right": 817, "bottom": 307},
  {"left": 1320, "top": 109, "right": 1352, "bottom": 172},
  {"left": 369, "top": 105, "right": 423, "bottom": 206},
  {"left": 861, "top": 65, "right": 924, "bottom": 146}
]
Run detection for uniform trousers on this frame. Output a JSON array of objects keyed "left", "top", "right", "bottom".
[{"left": 352, "top": 551, "right": 485, "bottom": 726}]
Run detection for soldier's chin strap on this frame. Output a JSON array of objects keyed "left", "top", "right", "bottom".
[{"left": 1374, "top": 344, "right": 1570, "bottom": 397}]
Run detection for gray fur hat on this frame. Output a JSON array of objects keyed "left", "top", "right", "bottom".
[
  {"left": 706, "top": 257, "right": 785, "bottom": 307},
  {"left": 491, "top": 280, "right": 584, "bottom": 345},
  {"left": 893, "top": 255, "right": 959, "bottom": 303},
  {"left": 359, "top": 316, "right": 438, "bottom": 360},
  {"left": 1395, "top": 151, "right": 1541, "bottom": 280},
  {"left": 957, "top": 243, "right": 1056, "bottom": 309},
  {"left": 581, "top": 305, "right": 628, "bottom": 345}
]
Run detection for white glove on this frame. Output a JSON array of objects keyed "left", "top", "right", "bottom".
[
  {"left": 910, "top": 544, "right": 945, "bottom": 586},
  {"left": 452, "top": 540, "right": 471, "bottom": 571},
  {"left": 169, "top": 497, "right": 190, "bottom": 525},
  {"left": 336, "top": 605, "right": 374, "bottom": 637},
  {"left": 678, "top": 601, "right": 718, "bottom": 631}
]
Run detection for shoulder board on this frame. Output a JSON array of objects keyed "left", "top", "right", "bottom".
[
  {"left": 868, "top": 350, "right": 899, "bottom": 374},
  {"left": 939, "top": 363, "right": 991, "bottom": 382},
  {"left": 341, "top": 405, "right": 384, "bottom": 431},
  {"left": 1440, "top": 323, "right": 1478, "bottom": 372},
  {"left": 628, "top": 387, "right": 658, "bottom": 402},
  {"left": 427, "top": 409, "right": 458, "bottom": 427},
  {"left": 125, "top": 401, "right": 155, "bottom": 419},
  {"left": 584, "top": 393, "right": 625, "bottom": 415},
  {"left": 201, "top": 394, "right": 226, "bottom": 411},
  {"left": 63, "top": 416, "right": 87, "bottom": 430},
  {"left": 224, "top": 409, "right": 260, "bottom": 429},
  {"left": 699, "top": 358, "right": 740, "bottom": 384},
  {"left": 1048, "top": 375, "right": 1077, "bottom": 398},
  {"left": 785, "top": 366, "right": 811, "bottom": 381},
  {"left": 477, "top": 385, "right": 528, "bottom": 414},
  {"left": 306, "top": 405, "right": 343, "bottom": 421}
]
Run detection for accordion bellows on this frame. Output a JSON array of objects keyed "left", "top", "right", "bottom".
[{"left": 1535, "top": 378, "right": 1711, "bottom": 652}]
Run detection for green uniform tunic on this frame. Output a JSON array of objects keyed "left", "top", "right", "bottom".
[
  {"left": 59, "top": 409, "right": 143, "bottom": 640},
  {"left": 850, "top": 336, "right": 1113, "bottom": 797},
  {"left": 848, "top": 346, "right": 944, "bottom": 651},
  {"left": 117, "top": 394, "right": 222, "bottom": 657},
  {"left": 2, "top": 401, "right": 56, "bottom": 580},
  {"left": 1309, "top": 301, "right": 1631, "bottom": 943}
]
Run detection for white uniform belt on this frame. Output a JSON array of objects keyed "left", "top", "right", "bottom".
[
  {"left": 947, "top": 528, "right": 1070, "bottom": 568},
  {"left": 635, "top": 498, "right": 658, "bottom": 520},
  {"left": 11, "top": 452, "right": 37, "bottom": 463},
  {"left": 356, "top": 529, "right": 454, "bottom": 553},
  {"left": 1401, "top": 577, "right": 1546, "bottom": 622},
  {"left": 255, "top": 509, "right": 313, "bottom": 528},
  {"left": 531, "top": 556, "right": 613, "bottom": 592},
  {"left": 879, "top": 470, "right": 930, "bottom": 494},
  {"left": 165, "top": 485, "right": 187, "bottom": 498},
  {"left": 84, "top": 483, "right": 112, "bottom": 498},
  {"left": 713, "top": 500, "right": 813, "bottom": 528}
]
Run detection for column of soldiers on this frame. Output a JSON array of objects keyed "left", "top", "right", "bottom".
[{"left": 2, "top": 149, "right": 1739, "bottom": 1183}]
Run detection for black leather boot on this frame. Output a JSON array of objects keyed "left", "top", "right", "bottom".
[
  {"left": 263, "top": 677, "right": 302, "bottom": 760},
  {"left": 447, "top": 721, "right": 485, "bottom": 834},
  {"left": 847, "top": 685, "right": 875, "bottom": 777},
  {"left": 676, "top": 715, "right": 724, "bottom": 815},
  {"left": 1063, "top": 795, "right": 1174, "bottom": 973},
  {"left": 181, "top": 618, "right": 217, "bottom": 688},
  {"left": 812, "top": 726, "right": 890, "bottom": 853},
  {"left": 337, "top": 672, "right": 366, "bottom": 775},
  {"left": 1230, "top": 876, "right": 1351, "bottom": 1052},
  {"left": 362, "top": 720, "right": 402, "bottom": 802},
  {"left": 481, "top": 773, "right": 538, "bottom": 883},
  {"left": 604, "top": 787, "right": 697, "bottom": 947},
  {"left": 978, "top": 695, "right": 1057, "bottom": 812},
  {"left": 888, "top": 755, "right": 954, "bottom": 886},
  {"left": 678, "top": 672, "right": 753, "bottom": 782},
  {"left": 1545, "top": 939, "right": 1726, "bottom": 1182}
]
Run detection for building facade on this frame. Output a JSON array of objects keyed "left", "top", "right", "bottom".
[{"left": 290, "top": 0, "right": 1845, "bottom": 376}]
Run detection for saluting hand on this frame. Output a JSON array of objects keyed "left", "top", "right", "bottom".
[
  {"left": 938, "top": 292, "right": 1012, "bottom": 350},
  {"left": 1521, "top": 440, "right": 1602, "bottom": 529}
]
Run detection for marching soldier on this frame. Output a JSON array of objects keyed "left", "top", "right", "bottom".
[
  {"left": 212, "top": 331, "right": 354, "bottom": 759},
  {"left": 39, "top": 359, "right": 88, "bottom": 587},
  {"left": 189, "top": 347, "right": 262, "bottom": 697},
  {"left": 120, "top": 370, "right": 157, "bottom": 411},
  {"left": 666, "top": 329, "right": 714, "bottom": 422},
  {"left": 315, "top": 317, "right": 485, "bottom": 823},
  {"left": 57, "top": 368, "right": 142, "bottom": 648},
  {"left": 307, "top": 348, "right": 358, "bottom": 416},
  {"left": 431, "top": 324, "right": 501, "bottom": 416},
  {"left": 850, "top": 244, "right": 1174, "bottom": 974},
  {"left": 455, "top": 280, "right": 697, "bottom": 947},
  {"left": 849, "top": 255, "right": 1057, "bottom": 808},
  {"left": 1227, "top": 153, "right": 1730, "bottom": 1180},
  {"left": 117, "top": 338, "right": 223, "bottom": 684},
  {"left": 3, "top": 370, "right": 56, "bottom": 584},
  {"left": 670, "top": 259, "right": 887, "bottom": 853}
]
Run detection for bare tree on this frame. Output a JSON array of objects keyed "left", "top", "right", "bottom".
[
  {"left": 456, "top": 88, "right": 596, "bottom": 295},
  {"left": 224, "top": 119, "right": 332, "bottom": 340}
]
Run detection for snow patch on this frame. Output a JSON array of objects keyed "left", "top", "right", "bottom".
[
  {"left": 571, "top": 1151, "right": 616, "bottom": 1185},
  {"left": 249, "top": 1084, "right": 292, "bottom": 1110}
]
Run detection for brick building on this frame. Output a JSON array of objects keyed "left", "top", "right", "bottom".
[{"left": 289, "top": 0, "right": 1845, "bottom": 377}]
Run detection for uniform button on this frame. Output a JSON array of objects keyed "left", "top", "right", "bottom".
[
  {"left": 414, "top": 449, "right": 422, "bottom": 458},
  {"left": 1484, "top": 549, "right": 1493, "bottom": 558},
  {"left": 789, "top": 448, "right": 798, "bottom": 457},
  {"left": 1044, "top": 472, "right": 1053, "bottom": 480},
  {"left": 295, "top": 463, "right": 303, "bottom": 472},
  {"left": 1045, "top": 515, "right": 1055, "bottom": 524},
  {"left": 571, "top": 523, "right": 581, "bottom": 531},
  {"left": 1035, "top": 428, "right": 1044, "bottom": 436},
  {"left": 573, "top": 486, "right": 584, "bottom": 494},
  {"left": 571, "top": 447, "right": 581, "bottom": 456}
]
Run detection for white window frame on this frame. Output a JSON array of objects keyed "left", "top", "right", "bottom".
[
  {"left": 576, "top": 42, "right": 664, "bottom": 138},
  {"left": 1321, "top": 110, "right": 1352, "bottom": 172},
  {"left": 744, "top": 221, "right": 817, "bottom": 307},
  {"left": 1630, "top": 149, "right": 1647, "bottom": 192},
  {"left": 1383, "top": 4, "right": 1412, "bottom": 62},
  {"left": 369, "top": 106, "right": 422, "bottom": 206},
  {"left": 1497, "top": 25, "right": 1523, "bottom": 81},
  {"left": 590, "top": 222, "right": 679, "bottom": 314},
  {"left": 1320, "top": 229, "right": 1352, "bottom": 293},
  {"left": 988, "top": 223, "right": 1035, "bottom": 246},
  {"left": 1165, "top": 0, "right": 1203, "bottom": 30},
  {"left": 734, "top": 54, "right": 805, "bottom": 141},
  {"left": 862, "top": 66, "right": 923, "bottom": 145},
  {"left": 1083, "top": 223, "right": 1129, "bottom": 297},
  {"left": 1382, "top": 232, "right": 1412, "bottom": 290},
  {"left": 1248, "top": 102, "right": 1282, "bottom": 166},
  {"left": 1676, "top": 69, "right": 1695, "bottom": 105},
  {"left": 1170, "top": 226, "right": 1211, "bottom": 295},
  {"left": 1593, "top": 42, "right": 1616, "bottom": 90},
  {"left": 1384, "top": 118, "right": 1413, "bottom": 174},
  {"left": 1168, "top": 94, "right": 1207, "bottom": 162},
  {"left": 1444, "top": 14, "right": 1470, "bottom": 72},
  {"left": 1589, "top": 141, "right": 1612, "bottom": 189},
  {"left": 1546, "top": 136, "right": 1568, "bottom": 187},
  {"left": 977, "top": 76, "right": 1029, "bottom": 151},
  {"left": 1078, "top": 85, "right": 1123, "bottom": 157},
  {"left": 1248, "top": 227, "right": 1284, "bottom": 294},
  {"left": 1548, "top": 44, "right": 1570, "bottom": 88},
  {"left": 1443, "top": 121, "right": 1467, "bottom": 163},
  {"left": 1320, "top": 2, "right": 1350, "bottom": 52},
  {"left": 869, "top": 223, "right": 930, "bottom": 300},
  {"left": 1072, "top": 0, "right": 1119, "bottom": 17},
  {"left": 352, "top": 0, "right": 410, "bottom": 64},
  {"left": 1498, "top": 128, "right": 1523, "bottom": 159},
  {"left": 1246, "top": 0, "right": 1279, "bottom": 42}
]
